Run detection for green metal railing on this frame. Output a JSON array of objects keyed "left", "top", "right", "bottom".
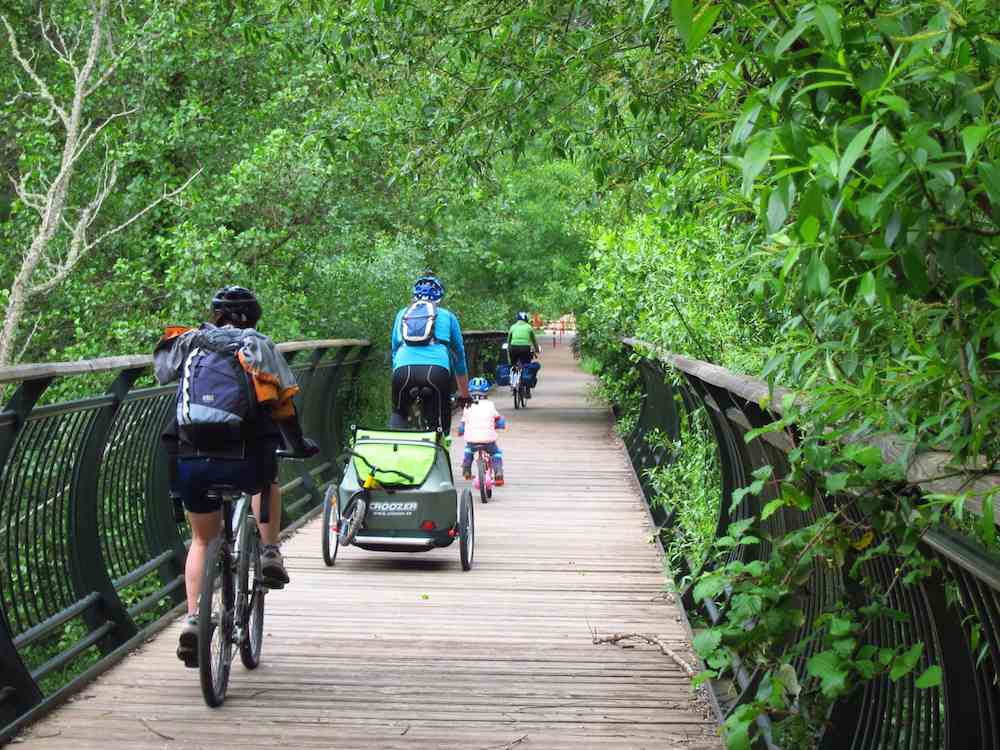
[
  {"left": 0, "top": 338, "right": 374, "bottom": 738},
  {"left": 619, "top": 338, "right": 1000, "bottom": 750}
]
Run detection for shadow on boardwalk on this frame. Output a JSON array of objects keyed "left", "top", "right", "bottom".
[{"left": 14, "top": 340, "right": 721, "bottom": 749}]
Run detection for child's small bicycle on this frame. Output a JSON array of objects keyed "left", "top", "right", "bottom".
[{"left": 472, "top": 446, "right": 495, "bottom": 504}]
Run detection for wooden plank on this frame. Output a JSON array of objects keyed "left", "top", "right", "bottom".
[{"left": 13, "top": 343, "right": 721, "bottom": 748}]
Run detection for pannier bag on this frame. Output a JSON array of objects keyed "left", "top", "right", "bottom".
[
  {"left": 177, "top": 344, "right": 257, "bottom": 450},
  {"left": 521, "top": 361, "right": 541, "bottom": 388},
  {"left": 400, "top": 300, "right": 438, "bottom": 345},
  {"left": 495, "top": 363, "right": 511, "bottom": 386}
]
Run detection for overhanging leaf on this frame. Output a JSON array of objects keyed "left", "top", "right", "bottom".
[
  {"left": 693, "top": 628, "right": 722, "bottom": 657},
  {"left": 672, "top": 0, "right": 694, "bottom": 46},
  {"left": 859, "top": 271, "right": 876, "bottom": 304},
  {"left": 890, "top": 643, "right": 924, "bottom": 681},
  {"left": 961, "top": 125, "right": 989, "bottom": 163},
  {"left": 839, "top": 122, "right": 877, "bottom": 186},
  {"left": 815, "top": 5, "right": 842, "bottom": 49},
  {"left": 742, "top": 135, "right": 773, "bottom": 197},
  {"left": 689, "top": 5, "right": 722, "bottom": 50},
  {"left": 915, "top": 665, "right": 942, "bottom": 689},
  {"left": 807, "top": 650, "right": 848, "bottom": 697},
  {"left": 766, "top": 178, "right": 795, "bottom": 233}
]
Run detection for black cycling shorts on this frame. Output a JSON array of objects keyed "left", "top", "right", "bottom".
[
  {"left": 390, "top": 364, "right": 454, "bottom": 433},
  {"left": 176, "top": 440, "right": 279, "bottom": 514},
  {"left": 508, "top": 346, "right": 534, "bottom": 367}
]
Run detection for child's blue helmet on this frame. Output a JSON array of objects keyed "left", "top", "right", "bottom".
[
  {"left": 413, "top": 274, "right": 444, "bottom": 302},
  {"left": 469, "top": 377, "right": 490, "bottom": 398}
]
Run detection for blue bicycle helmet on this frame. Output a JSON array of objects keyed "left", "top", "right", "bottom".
[
  {"left": 469, "top": 376, "right": 490, "bottom": 399},
  {"left": 516, "top": 311, "right": 529, "bottom": 322},
  {"left": 413, "top": 274, "right": 445, "bottom": 302}
]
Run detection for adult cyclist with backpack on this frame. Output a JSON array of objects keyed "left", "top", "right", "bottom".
[
  {"left": 154, "top": 286, "right": 319, "bottom": 664},
  {"left": 390, "top": 273, "right": 471, "bottom": 433},
  {"left": 507, "top": 311, "right": 541, "bottom": 396}
]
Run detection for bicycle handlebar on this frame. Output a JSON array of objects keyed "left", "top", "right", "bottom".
[{"left": 342, "top": 450, "right": 415, "bottom": 483}]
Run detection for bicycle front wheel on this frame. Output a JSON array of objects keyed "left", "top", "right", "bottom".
[
  {"left": 339, "top": 490, "right": 367, "bottom": 546},
  {"left": 238, "top": 517, "right": 265, "bottom": 670},
  {"left": 198, "top": 537, "right": 233, "bottom": 707}
]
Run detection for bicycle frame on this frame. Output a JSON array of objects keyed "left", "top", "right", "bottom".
[
  {"left": 226, "top": 494, "right": 253, "bottom": 642},
  {"left": 407, "top": 395, "right": 429, "bottom": 430}
]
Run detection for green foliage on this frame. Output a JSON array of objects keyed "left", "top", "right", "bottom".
[
  {"left": 1, "top": 1, "right": 589, "bottom": 370},
  {"left": 644, "top": 410, "right": 722, "bottom": 575}
]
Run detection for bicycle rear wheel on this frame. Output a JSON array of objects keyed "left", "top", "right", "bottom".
[
  {"left": 459, "top": 489, "right": 474, "bottom": 571},
  {"left": 477, "top": 454, "right": 488, "bottom": 504},
  {"left": 322, "top": 485, "right": 340, "bottom": 566},
  {"left": 198, "top": 537, "right": 233, "bottom": 707},
  {"left": 238, "top": 517, "right": 264, "bottom": 670}
]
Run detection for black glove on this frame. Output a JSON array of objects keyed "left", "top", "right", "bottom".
[
  {"left": 279, "top": 419, "right": 320, "bottom": 458},
  {"left": 299, "top": 437, "right": 320, "bottom": 458}
]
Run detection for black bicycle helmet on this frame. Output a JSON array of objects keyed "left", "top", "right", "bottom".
[{"left": 211, "top": 285, "right": 262, "bottom": 327}]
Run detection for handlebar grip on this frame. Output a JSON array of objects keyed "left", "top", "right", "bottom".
[
  {"left": 382, "top": 468, "right": 415, "bottom": 482},
  {"left": 342, "top": 449, "right": 372, "bottom": 471}
]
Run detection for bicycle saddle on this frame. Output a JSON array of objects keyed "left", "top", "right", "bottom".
[
  {"left": 203, "top": 482, "right": 243, "bottom": 497},
  {"left": 407, "top": 386, "right": 435, "bottom": 400}
]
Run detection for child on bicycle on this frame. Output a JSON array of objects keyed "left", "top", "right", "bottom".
[{"left": 458, "top": 377, "right": 506, "bottom": 485}]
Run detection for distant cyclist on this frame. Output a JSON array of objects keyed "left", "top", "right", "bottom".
[
  {"left": 507, "top": 311, "right": 540, "bottom": 368},
  {"left": 155, "top": 286, "right": 318, "bottom": 664},
  {"left": 390, "top": 273, "right": 471, "bottom": 433}
]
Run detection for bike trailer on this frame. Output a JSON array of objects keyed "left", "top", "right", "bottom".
[
  {"left": 521, "top": 361, "right": 541, "bottom": 387},
  {"left": 338, "top": 428, "right": 459, "bottom": 552},
  {"left": 495, "top": 363, "right": 511, "bottom": 386}
]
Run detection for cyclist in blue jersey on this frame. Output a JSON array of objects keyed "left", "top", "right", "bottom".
[{"left": 390, "top": 274, "right": 471, "bottom": 433}]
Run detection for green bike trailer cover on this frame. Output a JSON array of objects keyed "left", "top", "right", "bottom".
[{"left": 351, "top": 429, "right": 443, "bottom": 487}]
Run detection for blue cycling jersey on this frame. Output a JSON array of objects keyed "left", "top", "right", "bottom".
[{"left": 391, "top": 306, "right": 468, "bottom": 375}]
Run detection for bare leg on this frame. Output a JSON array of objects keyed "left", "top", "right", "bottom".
[
  {"left": 253, "top": 482, "right": 282, "bottom": 545},
  {"left": 185, "top": 510, "right": 222, "bottom": 614}
]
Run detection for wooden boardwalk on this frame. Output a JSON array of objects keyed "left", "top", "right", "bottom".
[{"left": 15, "top": 341, "right": 720, "bottom": 749}]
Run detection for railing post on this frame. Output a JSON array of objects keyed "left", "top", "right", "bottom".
[
  {"left": 291, "top": 347, "right": 331, "bottom": 515},
  {"left": 320, "top": 347, "right": 352, "bottom": 466},
  {"left": 335, "top": 345, "right": 370, "bottom": 452},
  {"left": 67, "top": 369, "right": 143, "bottom": 652},
  {"left": 0, "top": 379, "right": 51, "bottom": 727}
]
